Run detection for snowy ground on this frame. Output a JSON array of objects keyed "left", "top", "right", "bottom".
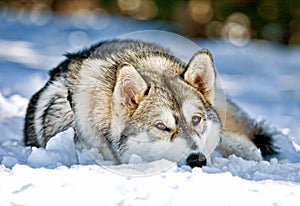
[{"left": 1, "top": 9, "right": 300, "bottom": 206}]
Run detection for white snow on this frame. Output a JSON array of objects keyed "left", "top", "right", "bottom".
[
  {"left": 1, "top": 163, "right": 300, "bottom": 206},
  {"left": 1, "top": 9, "right": 300, "bottom": 206}
]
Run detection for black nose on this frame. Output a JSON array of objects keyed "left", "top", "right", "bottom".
[{"left": 186, "top": 153, "right": 207, "bottom": 168}]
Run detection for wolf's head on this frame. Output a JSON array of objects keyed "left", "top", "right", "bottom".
[{"left": 111, "top": 49, "right": 221, "bottom": 168}]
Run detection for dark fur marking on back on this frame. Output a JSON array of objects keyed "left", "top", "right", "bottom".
[
  {"left": 67, "top": 90, "right": 73, "bottom": 110},
  {"left": 49, "top": 60, "right": 70, "bottom": 79}
]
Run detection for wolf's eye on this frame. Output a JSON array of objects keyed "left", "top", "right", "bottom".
[
  {"left": 191, "top": 115, "right": 201, "bottom": 126},
  {"left": 155, "top": 122, "right": 168, "bottom": 131}
]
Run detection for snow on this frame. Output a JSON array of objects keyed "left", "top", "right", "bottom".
[
  {"left": 1, "top": 9, "right": 300, "bottom": 205},
  {"left": 1, "top": 164, "right": 300, "bottom": 206}
]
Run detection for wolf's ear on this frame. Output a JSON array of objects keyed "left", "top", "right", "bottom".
[
  {"left": 114, "top": 63, "right": 148, "bottom": 110},
  {"left": 184, "top": 49, "right": 216, "bottom": 105}
]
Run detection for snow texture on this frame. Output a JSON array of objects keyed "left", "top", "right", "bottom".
[{"left": 1, "top": 9, "right": 300, "bottom": 206}]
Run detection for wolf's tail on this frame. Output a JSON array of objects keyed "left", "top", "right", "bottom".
[
  {"left": 24, "top": 76, "right": 74, "bottom": 147},
  {"left": 251, "top": 121, "right": 279, "bottom": 158}
]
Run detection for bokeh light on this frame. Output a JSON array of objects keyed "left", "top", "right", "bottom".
[
  {"left": 1, "top": 0, "right": 300, "bottom": 45},
  {"left": 257, "top": 0, "right": 279, "bottom": 21},
  {"left": 222, "top": 12, "right": 251, "bottom": 46},
  {"left": 117, "top": 0, "right": 157, "bottom": 20},
  {"left": 188, "top": 0, "right": 213, "bottom": 24}
]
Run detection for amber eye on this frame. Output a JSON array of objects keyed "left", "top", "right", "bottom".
[
  {"left": 155, "top": 122, "right": 168, "bottom": 131},
  {"left": 191, "top": 115, "right": 201, "bottom": 126}
]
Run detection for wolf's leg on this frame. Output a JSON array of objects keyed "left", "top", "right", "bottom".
[{"left": 24, "top": 77, "right": 74, "bottom": 147}]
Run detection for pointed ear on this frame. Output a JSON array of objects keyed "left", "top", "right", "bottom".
[
  {"left": 184, "top": 49, "right": 216, "bottom": 105},
  {"left": 114, "top": 63, "right": 148, "bottom": 110}
]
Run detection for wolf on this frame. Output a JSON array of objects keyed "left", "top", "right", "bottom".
[{"left": 24, "top": 39, "right": 277, "bottom": 168}]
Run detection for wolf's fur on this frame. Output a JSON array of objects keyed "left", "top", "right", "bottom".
[{"left": 24, "top": 39, "right": 277, "bottom": 166}]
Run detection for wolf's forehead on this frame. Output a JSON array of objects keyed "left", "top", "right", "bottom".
[
  {"left": 151, "top": 84, "right": 204, "bottom": 115},
  {"left": 138, "top": 55, "right": 185, "bottom": 75},
  {"left": 164, "top": 77, "right": 205, "bottom": 105},
  {"left": 182, "top": 99, "right": 204, "bottom": 119}
]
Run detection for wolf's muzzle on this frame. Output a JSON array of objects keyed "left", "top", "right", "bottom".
[{"left": 186, "top": 152, "right": 207, "bottom": 168}]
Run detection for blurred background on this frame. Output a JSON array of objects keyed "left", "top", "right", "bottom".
[{"left": 1, "top": 0, "right": 300, "bottom": 45}]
